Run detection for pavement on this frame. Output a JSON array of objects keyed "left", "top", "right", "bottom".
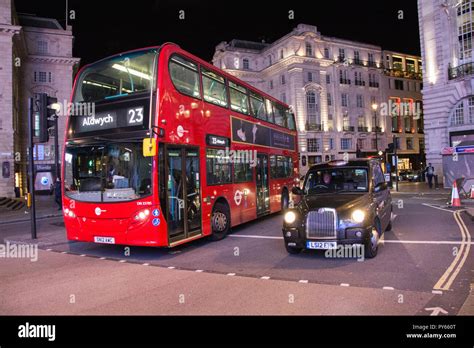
[
  {"left": 1, "top": 185, "right": 473, "bottom": 315},
  {"left": 0, "top": 194, "right": 62, "bottom": 225}
]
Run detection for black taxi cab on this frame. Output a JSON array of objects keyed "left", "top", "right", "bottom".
[{"left": 283, "top": 159, "right": 392, "bottom": 258}]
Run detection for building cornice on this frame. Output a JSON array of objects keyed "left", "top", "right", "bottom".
[
  {"left": 27, "top": 55, "right": 81, "bottom": 65},
  {"left": 0, "top": 24, "right": 21, "bottom": 36}
]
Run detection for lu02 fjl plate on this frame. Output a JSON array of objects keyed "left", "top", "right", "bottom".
[
  {"left": 306, "top": 241, "right": 337, "bottom": 250},
  {"left": 94, "top": 236, "right": 116, "bottom": 244}
]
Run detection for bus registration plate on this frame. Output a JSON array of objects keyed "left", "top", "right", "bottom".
[{"left": 94, "top": 236, "right": 115, "bottom": 244}]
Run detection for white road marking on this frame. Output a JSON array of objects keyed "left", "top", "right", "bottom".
[
  {"left": 383, "top": 240, "right": 474, "bottom": 245},
  {"left": 383, "top": 286, "right": 395, "bottom": 290},
  {"left": 231, "top": 234, "right": 473, "bottom": 246},
  {"left": 100, "top": 257, "right": 106, "bottom": 260},
  {"left": 227, "top": 273, "right": 236, "bottom": 276},
  {"left": 61, "top": 251, "right": 67, "bottom": 254},
  {"left": 299, "top": 280, "right": 308, "bottom": 284},
  {"left": 340, "top": 283, "right": 350, "bottom": 287},
  {"left": 432, "top": 290, "right": 443, "bottom": 295},
  {"left": 229, "top": 234, "right": 283, "bottom": 240},
  {"left": 433, "top": 210, "right": 471, "bottom": 291},
  {"left": 425, "top": 307, "right": 448, "bottom": 316},
  {"left": 422, "top": 203, "right": 458, "bottom": 213},
  {"left": 441, "top": 211, "right": 471, "bottom": 290},
  {"left": 80, "top": 254, "right": 86, "bottom": 257},
  {"left": 167, "top": 266, "right": 175, "bottom": 269},
  {"left": 46, "top": 248, "right": 52, "bottom": 251},
  {"left": 119, "top": 260, "right": 126, "bottom": 263},
  {"left": 260, "top": 276, "right": 270, "bottom": 280},
  {"left": 142, "top": 263, "right": 149, "bottom": 266},
  {"left": 195, "top": 269, "right": 204, "bottom": 273}
]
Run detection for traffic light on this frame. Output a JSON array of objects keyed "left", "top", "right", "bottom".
[
  {"left": 36, "top": 93, "right": 58, "bottom": 143},
  {"left": 386, "top": 142, "right": 395, "bottom": 154}
]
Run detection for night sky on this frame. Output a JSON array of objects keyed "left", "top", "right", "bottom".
[{"left": 15, "top": 0, "right": 420, "bottom": 67}]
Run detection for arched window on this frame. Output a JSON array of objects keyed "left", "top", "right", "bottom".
[
  {"left": 243, "top": 58, "right": 250, "bottom": 70},
  {"left": 449, "top": 95, "right": 474, "bottom": 126}
]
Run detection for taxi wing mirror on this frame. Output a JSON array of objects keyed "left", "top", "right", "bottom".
[
  {"left": 143, "top": 138, "right": 157, "bottom": 157},
  {"left": 292, "top": 186, "right": 304, "bottom": 195}
]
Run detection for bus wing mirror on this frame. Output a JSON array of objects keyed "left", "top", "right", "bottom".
[{"left": 143, "top": 138, "right": 157, "bottom": 157}]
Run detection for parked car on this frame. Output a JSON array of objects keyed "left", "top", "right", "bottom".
[
  {"left": 398, "top": 170, "right": 421, "bottom": 182},
  {"left": 283, "top": 159, "right": 392, "bottom": 258}
]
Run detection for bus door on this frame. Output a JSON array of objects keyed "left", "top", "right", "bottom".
[
  {"left": 256, "top": 153, "right": 270, "bottom": 215},
  {"left": 165, "top": 146, "right": 202, "bottom": 244}
]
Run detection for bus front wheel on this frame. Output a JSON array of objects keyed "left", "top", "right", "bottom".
[{"left": 210, "top": 202, "right": 230, "bottom": 241}]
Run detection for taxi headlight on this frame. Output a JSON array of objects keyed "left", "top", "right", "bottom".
[
  {"left": 284, "top": 211, "right": 297, "bottom": 224},
  {"left": 351, "top": 209, "right": 365, "bottom": 223}
]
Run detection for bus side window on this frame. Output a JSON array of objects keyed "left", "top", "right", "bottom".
[
  {"left": 265, "top": 99, "right": 274, "bottom": 123},
  {"left": 201, "top": 68, "right": 228, "bottom": 108},
  {"left": 169, "top": 55, "right": 201, "bottom": 98},
  {"left": 250, "top": 91, "right": 266, "bottom": 121}
]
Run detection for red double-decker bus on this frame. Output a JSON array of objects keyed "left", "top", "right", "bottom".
[{"left": 62, "top": 43, "right": 298, "bottom": 247}]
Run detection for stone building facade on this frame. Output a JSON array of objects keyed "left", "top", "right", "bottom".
[
  {"left": 213, "top": 24, "right": 424, "bottom": 175},
  {"left": 418, "top": 0, "right": 474, "bottom": 184},
  {"left": 0, "top": 0, "right": 80, "bottom": 198}
]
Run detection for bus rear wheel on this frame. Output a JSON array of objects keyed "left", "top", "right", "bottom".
[{"left": 210, "top": 202, "right": 230, "bottom": 241}]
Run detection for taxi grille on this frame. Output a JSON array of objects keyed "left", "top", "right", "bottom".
[{"left": 306, "top": 208, "right": 337, "bottom": 239}]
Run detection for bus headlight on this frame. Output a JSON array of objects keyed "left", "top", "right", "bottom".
[
  {"left": 351, "top": 209, "right": 365, "bottom": 223},
  {"left": 284, "top": 211, "right": 297, "bottom": 224},
  {"left": 134, "top": 209, "right": 150, "bottom": 221}
]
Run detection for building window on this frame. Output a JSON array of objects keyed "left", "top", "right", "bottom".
[
  {"left": 341, "top": 138, "right": 352, "bottom": 150},
  {"left": 280, "top": 75, "right": 286, "bottom": 85},
  {"left": 280, "top": 93, "right": 286, "bottom": 104},
  {"left": 35, "top": 71, "right": 48, "bottom": 83},
  {"left": 307, "top": 138, "right": 321, "bottom": 152},
  {"left": 457, "top": 10, "right": 474, "bottom": 62},
  {"left": 324, "top": 47, "right": 330, "bottom": 59},
  {"left": 453, "top": 103, "right": 464, "bottom": 125},
  {"left": 469, "top": 96, "right": 474, "bottom": 123},
  {"left": 326, "top": 75, "right": 331, "bottom": 84},
  {"left": 358, "top": 115, "right": 365, "bottom": 127},
  {"left": 328, "top": 138, "right": 335, "bottom": 150},
  {"left": 307, "top": 72, "right": 313, "bottom": 82},
  {"left": 368, "top": 53, "right": 375, "bottom": 66},
  {"left": 269, "top": 80, "right": 273, "bottom": 89},
  {"left": 243, "top": 58, "right": 250, "bottom": 70},
  {"left": 280, "top": 49, "right": 284, "bottom": 59},
  {"left": 394, "top": 79, "right": 404, "bottom": 90},
  {"left": 306, "top": 42, "right": 313, "bottom": 57},
  {"left": 37, "top": 40, "right": 48, "bottom": 54},
  {"left": 341, "top": 93, "right": 348, "bottom": 107},
  {"left": 354, "top": 50, "right": 360, "bottom": 64},
  {"left": 357, "top": 138, "right": 365, "bottom": 150},
  {"left": 306, "top": 91, "right": 320, "bottom": 125},
  {"left": 368, "top": 73, "right": 379, "bottom": 88},
  {"left": 371, "top": 138, "right": 379, "bottom": 149},
  {"left": 268, "top": 55, "right": 272, "bottom": 66},
  {"left": 406, "top": 138, "right": 414, "bottom": 150},
  {"left": 327, "top": 93, "right": 332, "bottom": 106},
  {"left": 338, "top": 48, "right": 345, "bottom": 61},
  {"left": 356, "top": 94, "right": 364, "bottom": 108}
]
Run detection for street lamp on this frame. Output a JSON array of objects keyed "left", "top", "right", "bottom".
[{"left": 372, "top": 103, "right": 379, "bottom": 153}]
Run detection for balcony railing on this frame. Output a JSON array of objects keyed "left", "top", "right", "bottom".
[
  {"left": 340, "top": 78, "right": 351, "bottom": 85},
  {"left": 354, "top": 79, "right": 365, "bottom": 86},
  {"left": 383, "top": 68, "right": 422, "bottom": 80},
  {"left": 358, "top": 126, "right": 368, "bottom": 132},
  {"left": 448, "top": 62, "right": 474, "bottom": 80},
  {"left": 373, "top": 126, "right": 383, "bottom": 133},
  {"left": 368, "top": 81, "right": 379, "bottom": 88},
  {"left": 306, "top": 123, "right": 323, "bottom": 131},
  {"left": 343, "top": 126, "right": 355, "bottom": 132}
]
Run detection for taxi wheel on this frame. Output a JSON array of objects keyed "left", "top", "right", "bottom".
[
  {"left": 210, "top": 202, "right": 230, "bottom": 241},
  {"left": 285, "top": 243, "right": 302, "bottom": 254},
  {"left": 364, "top": 222, "right": 380, "bottom": 258}
]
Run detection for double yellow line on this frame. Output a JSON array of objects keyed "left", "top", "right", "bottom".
[{"left": 433, "top": 210, "right": 471, "bottom": 291}]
